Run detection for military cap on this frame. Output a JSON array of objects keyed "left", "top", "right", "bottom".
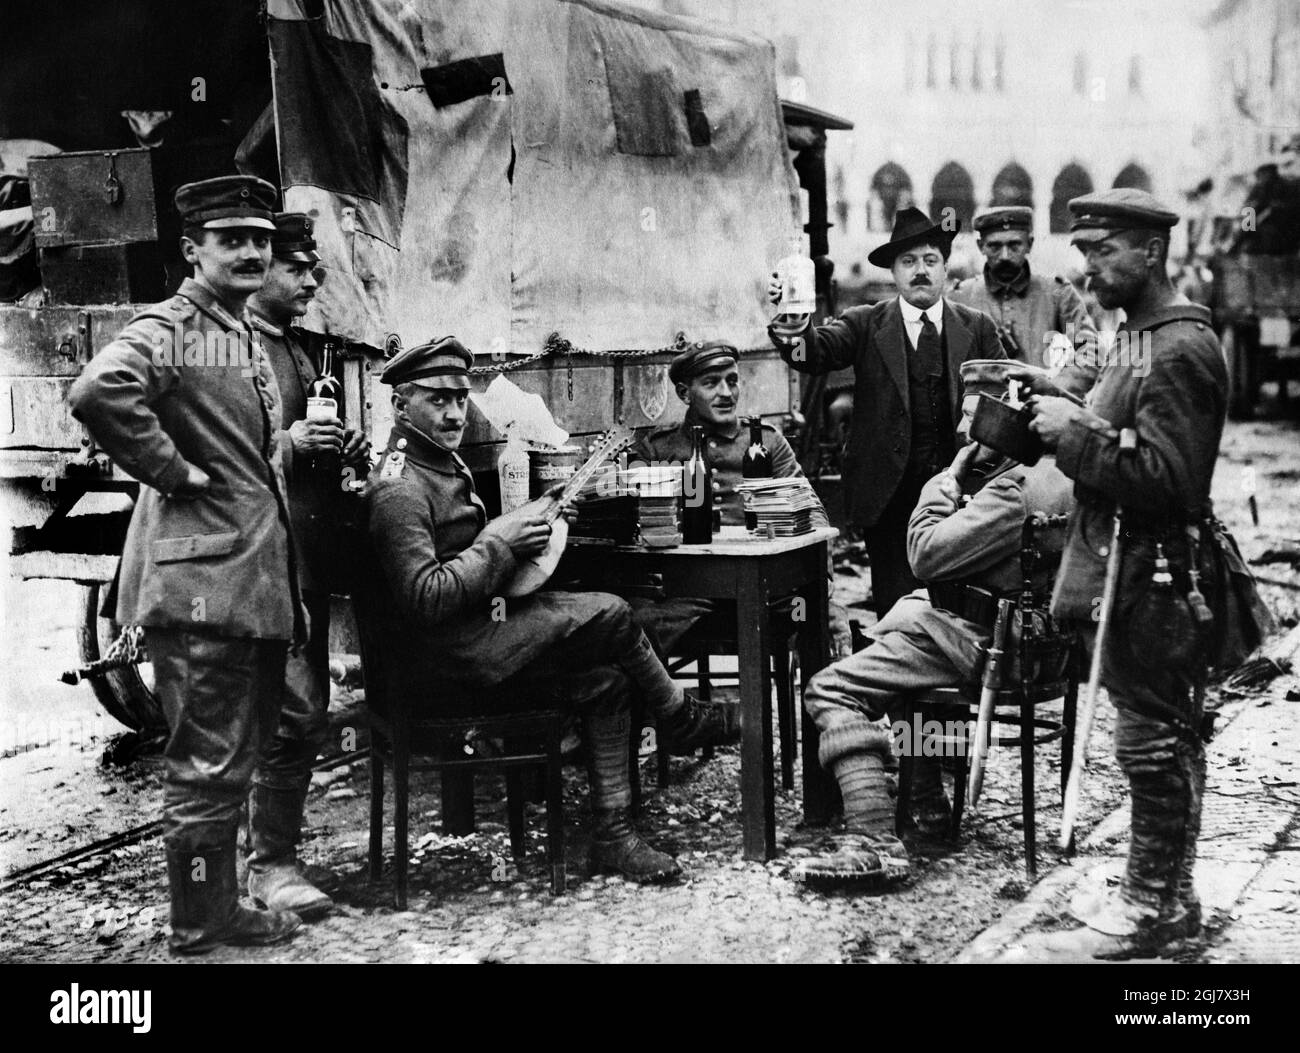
[
  {"left": 381, "top": 335, "right": 473, "bottom": 390},
  {"left": 973, "top": 206, "right": 1033, "bottom": 235},
  {"left": 960, "top": 358, "right": 1046, "bottom": 398},
  {"left": 174, "top": 175, "right": 277, "bottom": 231},
  {"left": 1067, "top": 188, "right": 1179, "bottom": 245},
  {"left": 270, "top": 212, "right": 320, "bottom": 263},
  {"left": 669, "top": 339, "right": 739, "bottom": 385}
]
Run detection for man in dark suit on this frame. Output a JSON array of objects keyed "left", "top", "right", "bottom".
[{"left": 768, "top": 208, "right": 1005, "bottom": 617}]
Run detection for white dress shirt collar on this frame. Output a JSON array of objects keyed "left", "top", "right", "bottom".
[{"left": 897, "top": 296, "right": 944, "bottom": 349}]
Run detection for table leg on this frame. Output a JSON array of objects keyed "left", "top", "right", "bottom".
[
  {"left": 798, "top": 542, "right": 838, "bottom": 826},
  {"left": 737, "top": 565, "right": 775, "bottom": 861}
]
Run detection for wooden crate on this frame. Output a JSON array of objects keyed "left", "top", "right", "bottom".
[
  {"left": 39, "top": 242, "right": 166, "bottom": 306},
  {"left": 29, "top": 148, "right": 160, "bottom": 247}
]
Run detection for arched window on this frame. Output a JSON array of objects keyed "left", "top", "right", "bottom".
[
  {"left": 1050, "top": 163, "right": 1094, "bottom": 232},
  {"left": 870, "top": 162, "right": 914, "bottom": 231},
  {"left": 930, "top": 162, "right": 976, "bottom": 230},
  {"left": 1073, "top": 52, "right": 1088, "bottom": 95},
  {"left": 991, "top": 162, "right": 1034, "bottom": 209},
  {"left": 1113, "top": 163, "right": 1152, "bottom": 192},
  {"left": 994, "top": 35, "right": 1005, "bottom": 91},
  {"left": 950, "top": 35, "right": 961, "bottom": 89},
  {"left": 1128, "top": 55, "right": 1143, "bottom": 96},
  {"left": 971, "top": 32, "right": 983, "bottom": 91},
  {"left": 833, "top": 165, "right": 849, "bottom": 231}
]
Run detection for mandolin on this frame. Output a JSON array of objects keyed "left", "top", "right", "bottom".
[{"left": 501, "top": 425, "right": 635, "bottom": 597}]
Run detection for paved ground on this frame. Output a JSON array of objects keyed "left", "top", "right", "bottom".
[{"left": 2, "top": 413, "right": 1298, "bottom": 963}]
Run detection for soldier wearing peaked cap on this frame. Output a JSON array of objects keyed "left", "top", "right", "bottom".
[
  {"left": 950, "top": 206, "right": 1100, "bottom": 398},
  {"left": 361, "top": 337, "right": 740, "bottom": 884},
  {"left": 68, "top": 175, "right": 305, "bottom": 953},
  {"left": 1018, "top": 187, "right": 1230, "bottom": 958},
  {"left": 629, "top": 339, "right": 844, "bottom": 656},
  {"left": 795, "top": 357, "right": 1073, "bottom": 889},
  {"left": 243, "top": 211, "right": 370, "bottom": 921}
]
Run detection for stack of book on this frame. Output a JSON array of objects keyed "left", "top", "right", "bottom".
[
  {"left": 624, "top": 467, "right": 681, "bottom": 547},
  {"left": 737, "top": 477, "right": 819, "bottom": 537}
]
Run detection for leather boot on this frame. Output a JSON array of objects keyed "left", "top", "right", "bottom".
[
  {"left": 657, "top": 692, "right": 741, "bottom": 756},
  {"left": 591, "top": 807, "right": 682, "bottom": 884},
  {"left": 168, "top": 841, "right": 301, "bottom": 955},
  {"left": 586, "top": 705, "right": 681, "bottom": 884},
  {"left": 247, "top": 783, "right": 332, "bottom": 920}
]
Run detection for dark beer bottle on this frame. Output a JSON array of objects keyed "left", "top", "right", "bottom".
[
  {"left": 741, "top": 415, "right": 773, "bottom": 531},
  {"left": 682, "top": 425, "right": 713, "bottom": 544}
]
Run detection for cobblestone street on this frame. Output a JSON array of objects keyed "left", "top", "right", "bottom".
[{"left": 3, "top": 415, "right": 1298, "bottom": 963}]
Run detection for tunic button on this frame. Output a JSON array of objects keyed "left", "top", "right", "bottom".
[
  {"left": 1099, "top": 545, "right": 1109, "bottom": 557},
  {"left": 396, "top": 437, "right": 408, "bottom": 451},
  {"left": 709, "top": 441, "right": 717, "bottom": 448},
  {"left": 712, "top": 481, "right": 721, "bottom": 490}
]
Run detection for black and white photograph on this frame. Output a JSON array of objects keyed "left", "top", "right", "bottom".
[{"left": 0, "top": 0, "right": 1296, "bottom": 1000}]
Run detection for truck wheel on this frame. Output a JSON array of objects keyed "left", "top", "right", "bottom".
[
  {"left": 1224, "top": 324, "right": 1256, "bottom": 420},
  {"left": 77, "top": 583, "right": 166, "bottom": 733}
]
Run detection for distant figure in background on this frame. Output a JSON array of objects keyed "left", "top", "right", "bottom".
[{"left": 951, "top": 206, "right": 1099, "bottom": 397}]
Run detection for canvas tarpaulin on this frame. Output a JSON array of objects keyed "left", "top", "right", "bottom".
[{"left": 270, "top": 0, "right": 801, "bottom": 353}]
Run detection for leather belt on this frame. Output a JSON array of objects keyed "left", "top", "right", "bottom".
[{"left": 927, "top": 582, "right": 998, "bottom": 630}]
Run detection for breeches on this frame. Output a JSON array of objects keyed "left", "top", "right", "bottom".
[{"left": 145, "top": 627, "right": 288, "bottom": 850}]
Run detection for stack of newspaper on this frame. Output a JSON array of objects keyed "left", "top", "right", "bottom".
[{"left": 736, "top": 477, "right": 819, "bottom": 536}]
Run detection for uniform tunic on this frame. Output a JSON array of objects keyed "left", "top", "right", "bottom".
[
  {"left": 248, "top": 310, "right": 336, "bottom": 789},
  {"left": 1048, "top": 300, "right": 1226, "bottom": 914},
  {"left": 951, "top": 265, "right": 1100, "bottom": 398},
  {"left": 628, "top": 411, "right": 832, "bottom": 657},
  {"left": 68, "top": 277, "right": 303, "bottom": 848},
  {"left": 804, "top": 455, "right": 1073, "bottom": 767},
  {"left": 362, "top": 422, "right": 683, "bottom": 715},
  {"left": 631, "top": 411, "right": 829, "bottom": 529}
]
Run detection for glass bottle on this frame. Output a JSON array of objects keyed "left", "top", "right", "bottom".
[
  {"left": 682, "top": 425, "right": 713, "bottom": 544},
  {"left": 741, "top": 415, "right": 773, "bottom": 532},
  {"left": 307, "top": 340, "right": 342, "bottom": 482},
  {"left": 776, "top": 234, "right": 816, "bottom": 316}
]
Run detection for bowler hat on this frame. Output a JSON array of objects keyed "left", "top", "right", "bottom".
[{"left": 867, "top": 207, "right": 959, "bottom": 269}]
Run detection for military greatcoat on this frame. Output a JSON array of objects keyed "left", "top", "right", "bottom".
[{"left": 68, "top": 277, "right": 302, "bottom": 640}]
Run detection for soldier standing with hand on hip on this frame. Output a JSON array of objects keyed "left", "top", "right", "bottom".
[
  {"left": 1017, "top": 188, "right": 1227, "bottom": 958},
  {"left": 69, "top": 176, "right": 304, "bottom": 953},
  {"left": 245, "top": 213, "right": 369, "bottom": 919}
]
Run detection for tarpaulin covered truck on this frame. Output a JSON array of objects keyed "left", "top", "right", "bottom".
[{"left": 1, "top": 0, "right": 849, "bottom": 730}]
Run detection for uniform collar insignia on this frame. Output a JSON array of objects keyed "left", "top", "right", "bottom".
[{"left": 248, "top": 309, "right": 285, "bottom": 338}]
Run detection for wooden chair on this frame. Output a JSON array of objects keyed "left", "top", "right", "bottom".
[
  {"left": 892, "top": 514, "right": 1078, "bottom": 877},
  {"left": 351, "top": 557, "right": 567, "bottom": 909},
  {"left": 662, "top": 609, "right": 801, "bottom": 790}
]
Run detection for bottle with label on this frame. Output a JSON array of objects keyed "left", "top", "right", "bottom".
[
  {"left": 497, "top": 422, "right": 531, "bottom": 514},
  {"left": 681, "top": 425, "right": 713, "bottom": 544},
  {"left": 307, "top": 340, "right": 342, "bottom": 483},
  {"left": 741, "top": 415, "right": 773, "bottom": 532},
  {"left": 776, "top": 234, "right": 816, "bottom": 316}
]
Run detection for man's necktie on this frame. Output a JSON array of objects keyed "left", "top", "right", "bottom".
[{"left": 917, "top": 312, "right": 941, "bottom": 372}]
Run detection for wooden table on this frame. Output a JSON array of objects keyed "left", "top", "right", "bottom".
[{"left": 561, "top": 525, "right": 840, "bottom": 860}]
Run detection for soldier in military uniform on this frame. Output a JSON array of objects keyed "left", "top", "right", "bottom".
[
  {"left": 795, "top": 360, "right": 1073, "bottom": 887},
  {"left": 628, "top": 340, "right": 833, "bottom": 656},
  {"left": 1019, "top": 189, "right": 1227, "bottom": 957},
  {"left": 950, "top": 206, "right": 1100, "bottom": 398},
  {"left": 363, "top": 338, "right": 738, "bottom": 883},
  {"left": 245, "top": 213, "right": 369, "bottom": 919},
  {"left": 68, "top": 176, "right": 303, "bottom": 953}
]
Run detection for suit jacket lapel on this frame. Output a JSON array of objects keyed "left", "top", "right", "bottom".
[
  {"left": 942, "top": 300, "right": 970, "bottom": 411},
  {"left": 876, "top": 299, "right": 909, "bottom": 409}
]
